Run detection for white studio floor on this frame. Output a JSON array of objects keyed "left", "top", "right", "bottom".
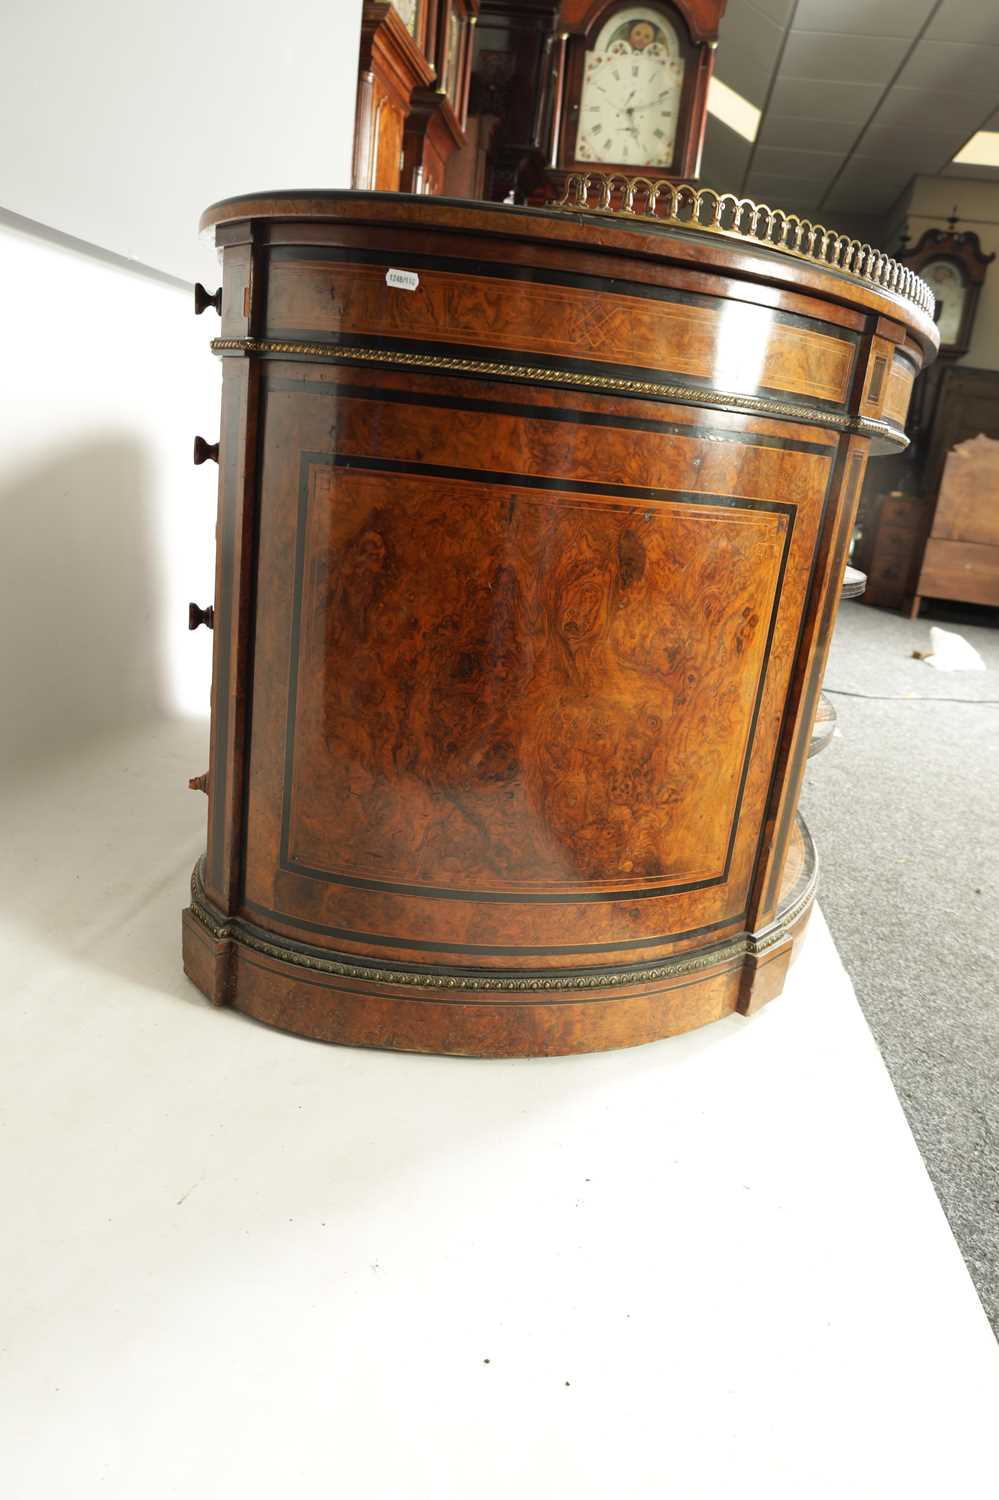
[{"left": 2, "top": 716, "right": 997, "bottom": 1500}]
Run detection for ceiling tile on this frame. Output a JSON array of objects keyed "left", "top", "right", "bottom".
[
  {"left": 894, "top": 40, "right": 999, "bottom": 94},
  {"left": 823, "top": 174, "right": 913, "bottom": 212},
  {"left": 852, "top": 150, "right": 953, "bottom": 180},
  {"left": 852, "top": 129, "right": 964, "bottom": 174},
  {"left": 751, "top": 144, "right": 841, "bottom": 187},
  {"left": 834, "top": 212, "right": 891, "bottom": 236},
  {"left": 871, "top": 86, "right": 996, "bottom": 132},
  {"left": 741, "top": 173, "right": 825, "bottom": 212},
  {"left": 792, "top": 0, "right": 935, "bottom": 39},
  {"left": 717, "top": 0, "right": 785, "bottom": 75},
  {"left": 779, "top": 30, "right": 909, "bottom": 85},
  {"left": 744, "top": 0, "right": 795, "bottom": 26},
  {"left": 758, "top": 114, "right": 859, "bottom": 151},
  {"left": 714, "top": 52, "right": 771, "bottom": 109},
  {"left": 939, "top": 161, "right": 999, "bottom": 180},
  {"left": 699, "top": 116, "right": 753, "bottom": 193},
  {"left": 926, "top": 0, "right": 999, "bottom": 45},
  {"left": 714, "top": 3, "right": 999, "bottom": 228},
  {"left": 858, "top": 123, "right": 973, "bottom": 158},
  {"left": 713, "top": 0, "right": 784, "bottom": 107},
  {"left": 828, "top": 158, "right": 914, "bottom": 191},
  {"left": 768, "top": 76, "right": 882, "bottom": 122}
]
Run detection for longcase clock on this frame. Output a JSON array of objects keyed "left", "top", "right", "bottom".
[
  {"left": 402, "top": 0, "right": 480, "bottom": 194},
  {"left": 353, "top": 2, "right": 436, "bottom": 192},
  {"left": 545, "top": 0, "right": 725, "bottom": 197},
  {"left": 895, "top": 217, "right": 994, "bottom": 455},
  {"left": 469, "top": 0, "right": 563, "bottom": 204},
  {"left": 898, "top": 220, "right": 993, "bottom": 362}
]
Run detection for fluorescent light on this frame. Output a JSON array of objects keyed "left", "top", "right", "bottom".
[
  {"left": 953, "top": 130, "right": 999, "bottom": 167},
  {"left": 707, "top": 76, "right": 761, "bottom": 144}
]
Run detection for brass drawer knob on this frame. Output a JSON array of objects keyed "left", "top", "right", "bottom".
[
  {"left": 188, "top": 602, "right": 215, "bottom": 631},
  {"left": 193, "top": 435, "right": 219, "bottom": 465},
  {"left": 194, "top": 283, "right": 222, "bottom": 316},
  {"left": 188, "top": 772, "right": 209, "bottom": 794}
]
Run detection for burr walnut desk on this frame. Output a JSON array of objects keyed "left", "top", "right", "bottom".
[{"left": 183, "top": 183, "right": 936, "bottom": 1056}]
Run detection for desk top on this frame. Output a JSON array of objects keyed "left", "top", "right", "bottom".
[{"left": 200, "top": 185, "right": 939, "bottom": 357}]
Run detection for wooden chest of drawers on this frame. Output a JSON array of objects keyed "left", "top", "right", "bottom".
[{"left": 855, "top": 491, "right": 928, "bottom": 610}]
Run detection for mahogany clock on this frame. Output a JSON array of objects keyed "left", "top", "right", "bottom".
[
  {"left": 353, "top": 3, "right": 436, "bottom": 192},
  {"left": 402, "top": 0, "right": 479, "bottom": 195},
  {"left": 548, "top": 0, "right": 725, "bottom": 191}
]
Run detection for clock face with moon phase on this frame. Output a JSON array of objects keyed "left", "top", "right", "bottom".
[
  {"left": 575, "top": 7, "right": 686, "bottom": 168},
  {"left": 921, "top": 258, "right": 968, "bottom": 345}
]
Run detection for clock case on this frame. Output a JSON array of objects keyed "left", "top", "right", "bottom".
[
  {"left": 401, "top": 0, "right": 479, "bottom": 195},
  {"left": 898, "top": 226, "right": 994, "bottom": 361},
  {"left": 894, "top": 225, "right": 994, "bottom": 461},
  {"left": 353, "top": 3, "right": 436, "bottom": 192},
  {"left": 396, "top": 0, "right": 433, "bottom": 52},
  {"left": 468, "top": 0, "right": 565, "bottom": 204},
  {"left": 551, "top": 0, "right": 722, "bottom": 188}
]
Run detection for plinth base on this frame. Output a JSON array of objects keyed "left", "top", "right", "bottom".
[{"left": 182, "top": 821, "right": 817, "bottom": 1058}]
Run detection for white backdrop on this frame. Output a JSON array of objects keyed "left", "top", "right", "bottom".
[
  {"left": 0, "top": 220, "right": 220, "bottom": 766},
  {"left": 0, "top": 0, "right": 362, "bottom": 768},
  {"left": 0, "top": 0, "right": 363, "bottom": 284}
]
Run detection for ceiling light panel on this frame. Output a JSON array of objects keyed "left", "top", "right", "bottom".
[
  {"left": 953, "top": 131, "right": 999, "bottom": 167},
  {"left": 706, "top": 76, "right": 761, "bottom": 143}
]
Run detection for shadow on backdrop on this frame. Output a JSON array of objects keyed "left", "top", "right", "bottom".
[{"left": 0, "top": 437, "right": 168, "bottom": 770}]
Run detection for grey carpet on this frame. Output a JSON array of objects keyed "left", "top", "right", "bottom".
[{"left": 799, "top": 601, "right": 999, "bottom": 1336}]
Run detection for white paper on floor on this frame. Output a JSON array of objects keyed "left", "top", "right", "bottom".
[{"left": 917, "top": 625, "right": 987, "bottom": 671}]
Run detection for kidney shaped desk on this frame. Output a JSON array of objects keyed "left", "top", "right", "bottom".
[{"left": 183, "top": 182, "right": 937, "bottom": 1056}]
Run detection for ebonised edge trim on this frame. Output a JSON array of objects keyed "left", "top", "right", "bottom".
[
  {"left": 237, "top": 901, "right": 744, "bottom": 957},
  {"left": 269, "top": 376, "right": 838, "bottom": 457}
]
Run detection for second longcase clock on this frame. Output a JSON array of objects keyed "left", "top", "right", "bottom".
[
  {"left": 548, "top": 0, "right": 725, "bottom": 191},
  {"left": 898, "top": 219, "right": 993, "bottom": 361}
]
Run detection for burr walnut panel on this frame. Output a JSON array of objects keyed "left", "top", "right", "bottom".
[
  {"left": 285, "top": 465, "right": 787, "bottom": 894},
  {"left": 184, "top": 190, "right": 936, "bottom": 1055},
  {"left": 239, "top": 369, "right": 831, "bottom": 967}
]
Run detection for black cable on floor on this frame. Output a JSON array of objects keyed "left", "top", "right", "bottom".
[{"left": 824, "top": 687, "right": 999, "bottom": 705}]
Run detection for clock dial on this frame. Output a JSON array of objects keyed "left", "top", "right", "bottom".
[
  {"left": 575, "top": 8, "right": 685, "bottom": 169},
  {"left": 921, "top": 257, "right": 968, "bottom": 345}
]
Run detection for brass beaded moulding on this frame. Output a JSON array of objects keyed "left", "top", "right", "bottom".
[
  {"left": 208, "top": 337, "right": 908, "bottom": 447},
  {"left": 189, "top": 836, "right": 819, "bottom": 994},
  {"left": 552, "top": 174, "right": 935, "bottom": 319}
]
